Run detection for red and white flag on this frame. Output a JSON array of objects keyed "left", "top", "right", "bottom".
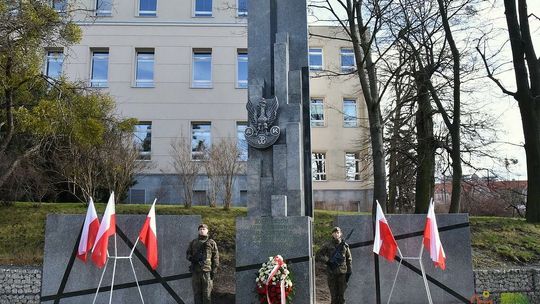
[
  {"left": 423, "top": 201, "right": 446, "bottom": 270},
  {"left": 92, "top": 192, "right": 116, "bottom": 268},
  {"left": 77, "top": 197, "right": 100, "bottom": 262},
  {"left": 373, "top": 200, "right": 399, "bottom": 261},
  {"left": 139, "top": 199, "right": 158, "bottom": 270}
]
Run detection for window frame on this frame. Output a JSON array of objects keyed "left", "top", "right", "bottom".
[
  {"left": 236, "top": 50, "right": 248, "bottom": 89},
  {"left": 90, "top": 49, "right": 109, "bottom": 88},
  {"left": 134, "top": 122, "right": 152, "bottom": 160},
  {"left": 192, "top": 49, "right": 213, "bottom": 88},
  {"left": 309, "top": 48, "right": 323, "bottom": 71},
  {"left": 135, "top": 50, "right": 155, "bottom": 88},
  {"left": 194, "top": 0, "right": 212, "bottom": 17},
  {"left": 95, "top": 0, "right": 112, "bottom": 16},
  {"left": 138, "top": 0, "right": 157, "bottom": 16},
  {"left": 237, "top": 0, "right": 247, "bottom": 16},
  {"left": 191, "top": 122, "right": 212, "bottom": 160},
  {"left": 45, "top": 50, "right": 64, "bottom": 80},
  {"left": 345, "top": 152, "right": 361, "bottom": 181},
  {"left": 51, "top": 0, "right": 67, "bottom": 12},
  {"left": 312, "top": 152, "right": 327, "bottom": 181},
  {"left": 343, "top": 99, "right": 358, "bottom": 127},
  {"left": 341, "top": 48, "right": 356, "bottom": 72},
  {"left": 237, "top": 122, "right": 248, "bottom": 161},
  {"left": 310, "top": 98, "right": 325, "bottom": 127}
]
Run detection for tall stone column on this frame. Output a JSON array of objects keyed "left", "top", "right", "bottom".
[{"left": 235, "top": 0, "right": 315, "bottom": 303}]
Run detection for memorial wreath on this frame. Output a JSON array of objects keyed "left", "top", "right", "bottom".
[{"left": 256, "top": 255, "right": 294, "bottom": 304}]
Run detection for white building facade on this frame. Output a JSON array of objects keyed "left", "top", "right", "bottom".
[{"left": 52, "top": 0, "right": 373, "bottom": 211}]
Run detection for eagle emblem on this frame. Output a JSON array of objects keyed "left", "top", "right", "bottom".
[{"left": 245, "top": 96, "right": 281, "bottom": 149}]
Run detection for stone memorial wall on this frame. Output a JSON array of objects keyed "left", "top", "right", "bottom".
[
  {"left": 336, "top": 214, "right": 474, "bottom": 304},
  {"left": 41, "top": 214, "right": 200, "bottom": 304}
]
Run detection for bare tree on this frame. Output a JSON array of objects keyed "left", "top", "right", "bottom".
[
  {"left": 386, "top": 57, "right": 417, "bottom": 213},
  {"left": 170, "top": 137, "right": 202, "bottom": 208},
  {"left": 477, "top": 0, "right": 540, "bottom": 222},
  {"left": 205, "top": 138, "right": 244, "bottom": 210},
  {"left": 101, "top": 130, "right": 150, "bottom": 203},
  {"left": 52, "top": 144, "right": 103, "bottom": 203}
]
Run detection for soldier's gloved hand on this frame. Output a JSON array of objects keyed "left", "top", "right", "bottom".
[{"left": 346, "top": 272, "right": 352, "bottom": 283}]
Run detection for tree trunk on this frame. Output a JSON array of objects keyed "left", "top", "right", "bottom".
[
  {"left": 520, "top": 102, "right": 540, "bottom": 222},
  {"left": 449, "top": 139, "right": 462, "bottom": 213},
  {"left": 503, "top": 0, "right": 540, "bottom": 222},
  {"left": 348, "top": 5, "right": 387, "bottom": 211},
  {"left": 0, "top": 56, "right": 14, "bottom": 154},
  {"left": 414, "top": 72, "right": 435, "bottom": 213},
  {"left": 436, "top": 0, "right": 462, "bottom": 213},
  {"left": 387, "top": 89, "right": 404, "bottom": 214}
]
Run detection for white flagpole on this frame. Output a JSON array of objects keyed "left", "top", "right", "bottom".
[
  {"left": 386, "top": 248, "right": 403, "bottom": 304},
  {"left": 109, "top": 234, "right": 118, "bottom": 304},
  {"left": 130, "top": 236, "right": 141, "bottom": 257},
  {"left": 419, "top": 243, "right": 434, "bottom": 304},
  {"left": 92, "top": 255, "right": 109, "bottom": 304},
  {"left": 129, "top": 256, "right": 145, "bottom": 304}
]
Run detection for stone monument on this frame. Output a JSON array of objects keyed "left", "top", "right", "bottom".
[{"left": 235, "top": 0, "right": 315, "bottom": 303}]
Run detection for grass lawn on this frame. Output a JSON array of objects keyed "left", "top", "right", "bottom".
[{"left": 1, "top": 202, "right": 540, "bottom": 269}]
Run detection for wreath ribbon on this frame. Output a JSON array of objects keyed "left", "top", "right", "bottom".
[{"left": 265, "top": 255, "right": 286, "bottom": 304}]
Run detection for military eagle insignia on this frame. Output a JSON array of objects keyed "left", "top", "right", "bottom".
[{"left": 245, "top": 96, "right": 280, "bottom": 149}]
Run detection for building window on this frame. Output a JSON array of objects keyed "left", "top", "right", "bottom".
[
  {"left": 309, "top": 48, "right": 323, "bottom": 71},
  {"left": 237, "top": 0, "right": 247, "bottom": 16},
  {"left": 237, "top": 50, "right": 248, "bottom": 88},
  {"left": 134, "top": 123, "right": 152, "bottom": 160},
  {"left": 96, "top": 0, "right": 112, "bottom": 15},
  {"left": 139, "top": 0, "right": 157, "bottom": 16},
  {"left": 136, "top": 51, "right": 154, "bottom": 87},
  {"left": 90, "top": 50, "right": 109, "bottom": 87},
  {"left": 195, "top": 0, "right": 212, "bottom": 16},
  {"left": 237, "top": 122, "right": 248, "bottom": 161},
  {"left": 310, "top": 98, "right": 324, "bottom": 127},
  {"left": 343, "top": 99, "right": 358, "bottom": 127},
  {"left": 193, "top": 50, "right": 212, "bottom": 88},
  {"left": 130, "top": 189, "right": 146, "bottom": 204},
  {"left": 312, "top": 152, "right": 326, "bottom": 181},
  {"left": 191, "top": 122, "right": 211, "bottom": 160},
  {"left": 341, "top": 48, "right": 355, "bottom": 72},
  {"left": 345, "top": 152, "right": 361, "bottom": 181},
  {"left": 52, "top": 0, "right": 67, "bottom": 12},
  {"left": 45, "top": 50, "right": 63, "bottom": 80}
]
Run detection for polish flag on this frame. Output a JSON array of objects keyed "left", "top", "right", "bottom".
[
  {"left": 92, "top": 192, "right": 116, "bottom": 268},
  {"left": 423, "top": 201, "right": 446, "bottom": 270},
  {"left": 139, "top": 199, "right": 158, "bottom": 270},
  {"left": 373, "top": 200, "right": 399, "bottom": 261},
  {"left": 76, "top": 197, "right": 100, "bottom": 262}
]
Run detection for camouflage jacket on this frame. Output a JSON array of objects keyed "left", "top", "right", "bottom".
[
  {"left": 319, "top": 238, "right": 352, "bottom": 275},
  {"left": 186, "top": 236, "right": 219, "bottom": 273}
]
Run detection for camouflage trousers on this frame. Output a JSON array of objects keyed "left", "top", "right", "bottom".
[
  {"left": 192, "top": 271, "right": 213, "bottom": 304},
  {"left": 327, "top": 273, "right": 347, "bottom": 304}
]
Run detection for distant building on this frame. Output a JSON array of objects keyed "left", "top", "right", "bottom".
[{"left": 434, "top": 178, "right": 527, "bottom": 216}]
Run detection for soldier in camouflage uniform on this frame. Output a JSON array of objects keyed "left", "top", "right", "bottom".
[
  {"left": 186, "top": 223, "right": 219, "bottom": 304},
  {"left": 318, "top": 226, "right": 352, "bottom": 304}
]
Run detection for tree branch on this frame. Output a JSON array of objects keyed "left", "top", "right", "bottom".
[{"left": 476, "top": 45, "right": 517, "bottom": 97}]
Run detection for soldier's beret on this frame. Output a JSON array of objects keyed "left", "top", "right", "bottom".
[
  {"left": 332, "top": 226, "right": 341, "bottom": 233},
  {"left": 198, "top": 224, "right": 208, "bottom": 230}
]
